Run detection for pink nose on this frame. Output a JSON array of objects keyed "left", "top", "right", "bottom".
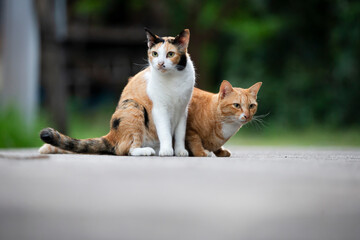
[
  {"left": 158, "top": 62, "right": 165, "bottom": 67},
  {"left": 244, "top": 114, "right": 249, "bottom": 119}
]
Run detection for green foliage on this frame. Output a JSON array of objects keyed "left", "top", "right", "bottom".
[
  {"left": 228, "top": 123, "right": 360, "bottom": 147},
  {"left": 4, "top": 0, "right": 358, "bottom": 148},
  {"left": 0, "top": 108, "right": 47, "bottom": 148},
  {"left": 74, "top": 0, "right": 111, "bottom": 16},
  {"left": 0, "top": 105, "right": 112, "bottom": 149},
  {"left": 197, "top": 0, "right": 360, "bottom": 128},
  {"left": 70, "top": 0, "right": 360, "bottom": 128},
  {"left": 1, "top": 106, "right": 359, "bottom": 148},
  {"left": 67, "top": 105, "right": 112, "bottom": 140}
]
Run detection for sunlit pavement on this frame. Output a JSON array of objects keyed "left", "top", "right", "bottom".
[{"left": 0, "top": 147, "right": 359, "bottom": 240}]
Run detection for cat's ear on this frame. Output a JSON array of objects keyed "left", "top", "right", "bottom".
[
  {"left": 219, "top": 80, "right": 234, "bottom": 100},
  {"left": 173, "top": 29, "right": 190, "bottom": 51},
  {"left": 248, "top": 82, "right": 262, "bottom": 97},
  {"left": 144, "top": 27, "right": 163, "bottom": 49}
]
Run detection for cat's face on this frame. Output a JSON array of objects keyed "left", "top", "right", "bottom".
[
  {"left": 145, "top": 28, "right": 190, "bottom": 74},
  {"left": 218, "top": 80, "right": 262, "bottom": 125}
]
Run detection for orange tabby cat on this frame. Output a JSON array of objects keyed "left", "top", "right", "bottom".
[{"left": 186, "top": 80, "right": 262, "bottom": 157}]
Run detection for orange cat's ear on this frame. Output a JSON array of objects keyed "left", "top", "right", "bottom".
[
  {"left": 248, "top": 82, "right": 262, "bottom": 97},
  {"left": 219, "top": 80, "right": 234, "bottom": 99},
  {"left": 144, "top": 27, "right": 163, "bottom": 48},
  {"left": 173, "top": 29, "right": 190, "bottom": 51}
]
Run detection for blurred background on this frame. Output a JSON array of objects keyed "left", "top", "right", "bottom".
[{"left": 0, "top": 0, "right": 359, "bottom": 148}]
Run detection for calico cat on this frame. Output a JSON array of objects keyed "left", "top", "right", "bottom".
[
  {"left": 39, "top": 28, "right": 195, "bottom": 156},
  {"left": 186, "top": 80, "right": 262, "bottom": 157}
]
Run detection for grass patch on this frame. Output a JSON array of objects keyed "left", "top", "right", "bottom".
[
  {"left": 0, "top": 108, "right": 49, "bottom": 148},
  {"left": 0, "top": 106, "right": 112, "bottom": 149},
  {"left": 68, "top": 106, "right": 113, "bottom": 139},
  {"left": 228, "top": 124, "right": 360, "bottom": 147},
  {"left": 1, "top": 107, "right": 360, "bottom": 148}
]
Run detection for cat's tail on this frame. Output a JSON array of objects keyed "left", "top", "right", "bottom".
[{"left": 39, "top": 127, "right": 115, "bottom": 155}]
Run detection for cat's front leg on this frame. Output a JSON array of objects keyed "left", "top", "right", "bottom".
[
  {"left": 174, "top": 113, "right": 189, "bottom": 157},
  {"left": 152, "top": 106, "right": 174, "bottom": 156},
  {"left": 214, "top": 147, "right": 231, "bottom": 157},
  {"left": 186, "top": 131, "right": 212, "bottom": 157}
]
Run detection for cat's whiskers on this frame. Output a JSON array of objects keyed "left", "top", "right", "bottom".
[
  {"left": 133, "top": 60, "right": 149, "bottom": 71},
  {"left": 248, "top": 113, "right": 270, "bottom": 130}
]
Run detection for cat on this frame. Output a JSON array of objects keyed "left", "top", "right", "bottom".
[
  {"left": 39, "top": 80, "right": 262, "bottom": 157},
  {"left": 39, "top": 28, "right": 195, "bottom": 156},
  {"left": 186, "top": 80, "right": 262, "bottom": 157}
]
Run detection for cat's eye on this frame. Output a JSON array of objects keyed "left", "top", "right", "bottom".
[
  {"left": 152, "top": 51, "right": 158, "bottom": 57},
  {"left": 233, "top": 103, "right": 241, "bottom": 108},
  {"left": 249, "top": 103, "right": 256, "bottom": 109},
  {"left": 167, "top": 51, "right": 175, "bottom": 58}
]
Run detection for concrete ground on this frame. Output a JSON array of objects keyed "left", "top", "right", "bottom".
[{"left": 0, "top": 147, "right": 359, "bottom": 240}]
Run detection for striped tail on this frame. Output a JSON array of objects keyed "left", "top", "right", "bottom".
[{"left": 39, "top": 128, "right": 115, "bottom": 155}]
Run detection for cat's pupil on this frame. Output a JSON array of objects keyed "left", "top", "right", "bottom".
[
  {"left": 233, "top": 103, "right": 240, "bottom": 108},
  {"left": 152, "top": 51, "right": 158, "bottom": 57},
  {"left": 167, "top": 52, "right": 175, "bottom": 58},
  {"left": 249, "top": 104, "right": 255, "bottom": 109}
]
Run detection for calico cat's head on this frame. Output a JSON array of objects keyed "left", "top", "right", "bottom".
[
  {"left": 145, "top": 28, "right": 190, "bottom": 73},
  {"left": 218, "top": 80, "right": 262, "bottom": 125}
]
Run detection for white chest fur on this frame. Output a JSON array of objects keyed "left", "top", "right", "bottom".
[
  {"left": 146, "top": 58, "right": 195, "bottom": 133},
  {"left": 221, "top": 122, "right": 242, "bottom": 140}
]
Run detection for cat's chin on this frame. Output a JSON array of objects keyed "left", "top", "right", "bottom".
[
  {"left": 158, "top": 69, "right": 168, "bottom": 73},
  {"left": 152, "top": 67, "right": 169, "bottom": 74},
  {"left": 238, "top": 119, "right": 248, "bottom": 125}
]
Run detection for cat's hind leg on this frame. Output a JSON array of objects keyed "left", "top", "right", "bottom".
[
  {"left": 114, "top": 135, "right": 155, "bottom": 156},
  {"left": 129, "top": 147, "right": 155, "bottom": 156},
  {"left": 128, "top": 134, "right": 155, "bottom": 156},
  {"left": 112, "top": 101, "right": 155, "bottom": 156}
]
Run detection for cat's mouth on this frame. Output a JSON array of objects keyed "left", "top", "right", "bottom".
[
  {"left": 157, "top": 65, "right": 168, "bottom": 73},
  {"left": 239, "top": 118, "right": 251, "bottom": 124}
]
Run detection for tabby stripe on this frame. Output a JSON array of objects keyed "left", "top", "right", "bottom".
[{"left": 143, "top": 106, "right": 149, "bottom": 129}]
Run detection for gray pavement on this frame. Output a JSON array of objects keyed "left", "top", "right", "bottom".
[{"left": 0, "top": 147, "right": 360, "bottom": 240}]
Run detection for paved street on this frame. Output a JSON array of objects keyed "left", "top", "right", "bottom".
[{"left": 0, "top": 147, "right": 360, "bottom": 240}]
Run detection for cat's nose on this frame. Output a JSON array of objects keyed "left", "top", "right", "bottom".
[
  {"left": 158, "top": 61, "right": 165, "bottom": 67},
  {"left": 240, "top": 113, "right": 249, "bottom": 121}
]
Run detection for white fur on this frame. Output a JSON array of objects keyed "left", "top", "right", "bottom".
[
  {"left": 39, "top": 143, "right": 72, "bottom": 154},
  {"left": 146, "top": 49, "right": 195, "bottom": 157},
  {"left": 129, "top": 147, "right": 156, "bottom": 156},
  {"left": 39, "top": 144, "right": 52, "bottom": 154},
  {"left": 204, "top": 149, "right": 213, "bottom": 157},
  {"left": 222, "top": 113, "right": 248, "bottom": 139},
  {"left": 222, "top": 122, "right": 242, "bottom": 140},
  {"left": 239, "top": 113, "right": 247, "bottom": 121}
]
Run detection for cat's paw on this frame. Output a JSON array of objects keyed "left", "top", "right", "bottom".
[
  {"left": 39, "top": 144, "right": 71, "bottom": 154},
  {"left": 130, "top": 147, "right": 156, "bottom": 156},
  {"left": 159, "top": 147, "right": 174, "bottom": 157},
  {"left": 193, "top": 149, "right": 212, "bottom": 157},
  {"left": 204, "top": 150, "right": 213, "bottom": 157},
  {"left": 214, "top": 148, "right": 231, "bottom": 157},
  {"left": 175, "top": 148, "right": 189, "bottom": 157},
  {"left": 39, "top": 144, "right": 52, "bottom": 154}
]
